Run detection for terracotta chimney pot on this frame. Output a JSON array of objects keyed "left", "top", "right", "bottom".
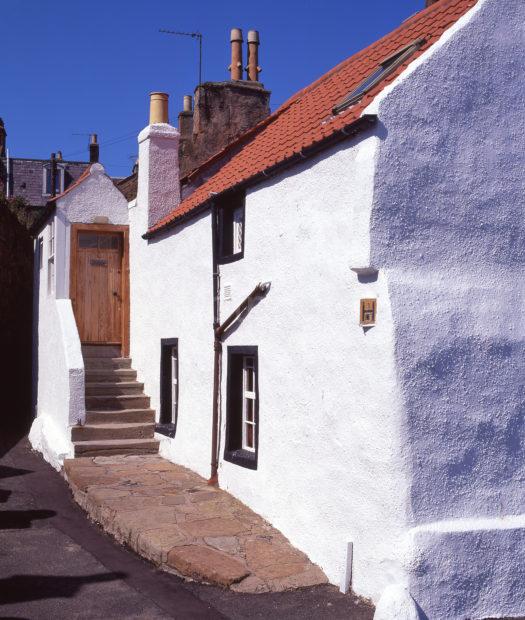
[
  {"left": 149, "top": 92, "right": 169, "bottom": 124},
  {"left": 246, "top": 30, "right": 261, "bottom": 82},
  {"left": 229, "top": 28, "right": 243, "bottom": 81}
]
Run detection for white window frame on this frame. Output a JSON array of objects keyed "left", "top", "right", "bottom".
[
  {"left": 232, "top": 206, "right": 243, "bottom": 255},
  {"left": 38, "top": 237, "right": 43, "bottom": 269},
  {"left": 47, "top": 220, "right": 55, "bottom": 295},
  {"left": 171, "top": 345, "right": 178, "bottom": 424},
  {"left": 241, "top": 355, "right": 256, "bottom": 452},
  {"left": 43, "top": 164, "right": 65, "bottom": 196}
]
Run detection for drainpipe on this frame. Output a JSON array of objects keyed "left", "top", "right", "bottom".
[
  {"left": 208, "top": 225, "right": 271, "bottom": 485},
  {"left": 209, "top": 203, "right": 221, "bottom": 485}
]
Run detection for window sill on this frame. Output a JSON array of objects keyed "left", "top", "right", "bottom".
[
  {"left": 224, "top": 448, "right": 257, "bottom": 470},
  {"left": 218, "top": 251, "right": 244, "bottom": 265},
  {"left": 155, "top": 423, "right": 176, "bottom": 438}
]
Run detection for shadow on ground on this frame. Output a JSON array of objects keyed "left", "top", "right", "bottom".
[{"left": 0, "top": 572, "right": 126, "bottom": 605}]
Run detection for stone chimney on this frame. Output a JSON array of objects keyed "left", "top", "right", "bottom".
[
  {"left": 179, "top": 28, "right": 270, "bottom": 177},
  {"left": 0, "top": 119, "right": 6, "bottom": 159},
  {"left": 89, "top": 134, "right": 99, "bottom": 163},
  {"left": 137, "top": 92, "right": 181, "bottom": 228}
]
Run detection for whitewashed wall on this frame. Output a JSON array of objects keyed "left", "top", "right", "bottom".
[
  {"left": 217, "top": 132, "right": 408, "bottom": 599},
  {"left": 368, "top": 0, "right": 525, "bottom": 616},
  {"left": 129, "top": 187, "right": 214, "bottom": 479},
  {"left": 30, "top": 164, "right": 129, "bottom": 469}
]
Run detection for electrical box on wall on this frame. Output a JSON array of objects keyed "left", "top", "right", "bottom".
[{"left": 360, "top": 298, "right": 377, "bottom": 326}]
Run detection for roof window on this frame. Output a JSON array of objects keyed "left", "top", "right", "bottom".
[{"left": 333, "top": 38, "right": 425, "bottom": 114}]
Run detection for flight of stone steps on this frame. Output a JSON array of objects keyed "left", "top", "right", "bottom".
[{"left": 72, "top": 345, "right": 159, "bottom": 457}]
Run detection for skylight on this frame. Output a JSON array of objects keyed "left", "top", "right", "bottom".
[{"left": 333, "top": 38, "right": 425, "bottom": 115}]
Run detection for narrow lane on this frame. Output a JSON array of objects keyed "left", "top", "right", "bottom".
[{"left": 0, "top": 431, "right": 223, "bottom": 620}]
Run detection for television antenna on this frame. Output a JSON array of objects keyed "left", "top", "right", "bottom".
[{"left": 159, "top": 29, "right": 203, "bottom": 87}]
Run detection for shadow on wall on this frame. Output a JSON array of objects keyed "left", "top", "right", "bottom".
[{"left": 0, "top": 199, "right": 35, "bottom": 448}]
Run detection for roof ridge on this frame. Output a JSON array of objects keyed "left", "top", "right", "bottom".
[{"left": 278, "top": 0, "right": 458, "bottom": 110}]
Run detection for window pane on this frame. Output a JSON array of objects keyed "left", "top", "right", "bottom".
[
  {"left": 78, "top": 233, "right": 98, "bottom": 248},
  {"left": 233, "top": 207, "right": 243, "bottom": 254},
  {"left": 245, "top": 423, "right": 254, "bottom": 449},
  {"left": 245, "top": 398, "right": 254, "bottom": 422},
  {"left": 245, "top": 367, "right": 254, "bottom": 392},
  {"left": 98, "top": 234, "right": 120, "bottom": 249}
]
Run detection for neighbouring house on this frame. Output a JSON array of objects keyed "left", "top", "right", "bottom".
[
  {"left": 0, "top": 121, "right": 97, "bottom": 209},
  {"left": 29, "top": 0, "right": 525, "bottom": 617}
]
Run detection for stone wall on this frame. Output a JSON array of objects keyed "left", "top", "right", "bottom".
[{"left": 0, "top": 198, "right": 34, "bottom": 431}]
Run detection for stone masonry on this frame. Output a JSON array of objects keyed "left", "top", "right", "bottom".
[{"left": 64, "top": 455, "right": 328, "bottom": 593}]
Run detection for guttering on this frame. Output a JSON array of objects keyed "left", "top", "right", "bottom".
[{"left": 142, "top": 113, "right": 377, "bottom": 240}]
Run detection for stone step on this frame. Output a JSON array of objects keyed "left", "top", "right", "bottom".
[
  {"left": 85, "top": 368, "right": 137, "bottom": 383},
  {"left": 71, "top": 422, "right": 155, "bottom": 442},
  {"left": 86, "top": 409, "right": 156, "bottom": 424},
  {"left": 73, "top": 437, "right": 160, "bottom": 457},
  {"left": 84, "top": 358, "right": 132, "bottom": 370},
  {"left": 85, "top": 382, "right": 144, "bottom": 396},
  {"left": 82, "top": 345, "right": 122, "bottom": 358},
  {"left": 85, "top": 394, "right": 150, "bottom": 411}
]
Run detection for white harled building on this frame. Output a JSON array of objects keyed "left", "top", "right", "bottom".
[{"left": 31, "top": 0, "right": 525, "bottom": 617}]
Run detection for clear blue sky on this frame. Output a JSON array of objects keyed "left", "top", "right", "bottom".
[{"left": 2, "top": 0, "right": 422, "bottom": 177}]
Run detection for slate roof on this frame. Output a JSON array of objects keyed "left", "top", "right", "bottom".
[
  {"left": 147, "top": 0, "right": 477, "bottom": 237},
  {"left": 1, "top": 157, "right": 90, "bottom": 208},
  {"left": 46, "top": 165, "right": 92, "bottom": 203}
]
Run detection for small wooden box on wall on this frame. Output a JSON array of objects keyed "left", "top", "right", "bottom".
[{"left": 360, "top": 298, "right": 377, "bottom": 326}]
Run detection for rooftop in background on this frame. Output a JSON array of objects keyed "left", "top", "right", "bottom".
[{"left": 148, "top": 0, "right": 478, "bottom": 237}]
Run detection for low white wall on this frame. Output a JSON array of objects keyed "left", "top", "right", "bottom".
[{"left": 30, "top": 223, "right": 85, "bottom": 469}]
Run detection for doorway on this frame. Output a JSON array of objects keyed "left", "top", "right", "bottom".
[{"left": 70, "top": 224, "right": 129, "bottom": 356}]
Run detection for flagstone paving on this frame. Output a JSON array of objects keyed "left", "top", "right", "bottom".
[{"left": 64, "top": 455, "right": 328, "bottom": 593}]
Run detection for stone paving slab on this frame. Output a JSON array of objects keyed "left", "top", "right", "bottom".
[{"left": 63, "top": 455, "right": 328, "bottom": 593}]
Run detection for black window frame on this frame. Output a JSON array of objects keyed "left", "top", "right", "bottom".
[
  {"left": 157, "top": 338, "right": 179, "bottom": 438},
  {"left": 216, "top": 191, "right": 245, "bottom": 264},
  {"left": 224, "top": 345, "right": 259, "bottom": 470}
]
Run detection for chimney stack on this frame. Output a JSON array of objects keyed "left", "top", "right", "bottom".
[
  {"left": 229, "top": 28, "right": 243, "bottom": 81},
  {"left": 138, "top": 92, "right": 180, "bottom": 227},
  {"left": 56, "top": 151, "right": 63, "bottom": 160},
  {"left": 89, "top": 134, "right": 99, "bottom": 163},
  {"left": 246, "top": 30, "right": 261, "bottom": 82},
  {"left": 149, "top": 92, "right": 169, "bottom": 124}
]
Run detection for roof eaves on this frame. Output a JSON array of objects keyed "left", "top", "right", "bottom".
[{"left": 144, "top": 114, "right": 378, "bottom": 240}]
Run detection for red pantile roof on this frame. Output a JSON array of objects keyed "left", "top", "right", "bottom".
[{"left": 148, "top": 0, "right": 477, "bottom": 237}]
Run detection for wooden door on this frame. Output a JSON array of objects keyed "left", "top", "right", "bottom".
[{"left": 73, "top": 230, "right": 124, "bottom": 345}]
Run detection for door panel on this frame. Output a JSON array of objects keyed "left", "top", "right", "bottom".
[{"left": 74, "top": 231, "right": 123, "bottom": 344}]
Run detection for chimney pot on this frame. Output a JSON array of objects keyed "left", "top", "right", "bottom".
[
  {"left": 183, "top": 95, "right": 193, "bottom": 113},
  {"left": 229, "top": 28, "right": 243, "bottom": 80},
  {"left": 246, "top": 29, "right": 261, "bottom": 82},
  {"left": 149, "top": 92, "right": 169, "bottom": 125},
  {"left": 56, "top": 151, "right": 63, "bottom": 160}
]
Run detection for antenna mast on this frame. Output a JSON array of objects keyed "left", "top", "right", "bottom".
[{"left": 159, "top": 29, "right": 203, "bottom": 87}]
